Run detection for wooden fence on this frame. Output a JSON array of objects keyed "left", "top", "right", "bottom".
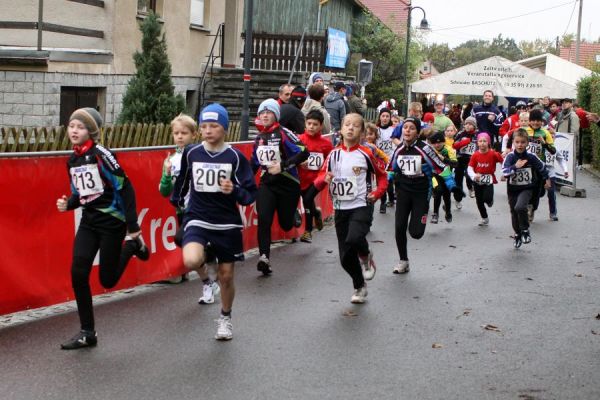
[
  {"left": 242, "top": 32, "right": 326, "bottom": 72},
  {"left": 0, "top": 122, "right": 243, "bottom": 153}
]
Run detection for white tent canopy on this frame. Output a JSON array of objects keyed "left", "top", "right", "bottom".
[{"left": 411, "top": 56, "right": 576, "bottom": 99}]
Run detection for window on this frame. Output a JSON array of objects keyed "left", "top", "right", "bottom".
[
  {"left": 190, "top": 0, "right": 205, "bottom": 26},
  {"left": 60, "top": 87, "right": 103, "bottom": 126},
  {"left": 137, "top": 0, "right": 156, "bottom": 14}
]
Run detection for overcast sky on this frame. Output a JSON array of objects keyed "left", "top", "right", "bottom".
[{"left": 413, "top": 0, "right": 600, "bottom": 48}]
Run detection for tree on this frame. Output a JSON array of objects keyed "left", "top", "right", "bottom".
[
  {"left": 424, "top": 43, "right": 456, "bottom": 73},
  {"left": 519, "top": 38, "right": 555, "bottom": 58},
  {"left": 349, "top": 12, "right": 424, "bottom": 109},
  {"left": 119, "top": 12, "right": 185, "bottom": 124}
]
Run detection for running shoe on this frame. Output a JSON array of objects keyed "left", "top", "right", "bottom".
[
  {"left": 469, "top": 189, "right": 475, "bottom": 198},
  {"left": 513, "top": 234, "right": 523, "bottom": 249},
  {"left": 360, "top": 251, "right": 376, "bottom": 280},
  {"left": 350, "top": 286, "right": 368, "bottom": 304},
  {"left": 456, "top": 201, "right": 462, "bottom": 210},
  {"left": 431, "top": 213, "right": 439, "bottom": 224},
  {"left": 527, "top": 205, "right": 534, "bottom": 222},
  {"left": 257, "top": 254, "right": 272, "bottom": 275},
  {"left": 293, "top": 209, "right": 303, "bottom": 228},
  {"left": 131, "top": 236, "right": 150, "bottom": 261},
  {"left": 521, "top": 229, "right": 532, "bottom": 244},
  {"left": 478, "top": 218, "right": 489, "bottom": 226},
  {"left": 549, "top": 213, "right": 558, "bottom": 221},
  {"left": 198, "top": 281, "right": 218, "bottom": 304},
  {"left": 379, "top": 202, "right": 386, "bottom": 214},
  {"left": 445, "top": 212, "right": 453, "bottom": 223},
  {"left": 393, "top": 260, "right": 410, "bottom": 274},
  {"left": 215, "top": 316, "right": 233, "bottom": 341},
  {"left": 314, "top": 207, "right": 324, "bottom": 231},
  {"left": 386, "top": 200, "right": 395, "bottom": 207},
  {"left": 60, "top": 330, "right": 97, "bottom": 350},
  {"left": 300, "top": 231, "right": 312, "bottom": 243}
]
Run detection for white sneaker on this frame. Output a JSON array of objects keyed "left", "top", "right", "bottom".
[
  {"left": 350, "top": 286, "right": 368, "bottom": 304},
  {"left": 393, "top": 260, "right": 410, "bottom": 274},
  {"left": 478, "top": 218, "right": 489, "bottom": 226},
  {"left": 257, "top": 254, "right": 272, "bottom": 275},
  {"left": 198, "top": 282, "right": 216, "bottom": 304},
  {"left": 456, "top": 201, "right": 462, "bottom": 210},
  {"left": 469, "top": 189, "right": 475, "bottom": 198},
  {"left": 215, "top": 316, "right": 233, "bottom": 340},
  {"left": 360, "top": 252, "right": 376, "bottom": 280}
]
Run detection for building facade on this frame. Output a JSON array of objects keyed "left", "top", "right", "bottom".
[{"left": 0, "top": 0, "right": 244, "bottom": 127}]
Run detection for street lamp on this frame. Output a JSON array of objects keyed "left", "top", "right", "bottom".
[{"left": 403, "top": 4, "right": 429, "bottom": 116}]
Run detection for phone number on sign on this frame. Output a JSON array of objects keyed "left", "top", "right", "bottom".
[{"left": 504, "top": 82, "right": 543, "bottom": 89}]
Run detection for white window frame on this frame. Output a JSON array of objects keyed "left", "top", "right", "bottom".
[{"left": 190, "top": 0, "right": 205, "bottom": 27}]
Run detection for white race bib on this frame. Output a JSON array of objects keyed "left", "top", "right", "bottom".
[
  {"left": 460, "top": 142, "right": 477, "bottom": 156},
  {"left": 397, "top": 155, "right": 422, "bottom": 176},
  {"left": 527, "top": 142, "right": 542, "bottom": 156},
  {"left": 330, "top": 176, "right": 357, "bottom": 201},
  {"left": 170, "top": 152, "right": 182, "bottom": 177},
  {"left": 70, "top": 164, "right": 104, "bottom": 197},
  {"left": 545, "top": 151, "right": 556, "bottom": 167},
  {"left": 510, "top": 167, "right": 533, "bottom": 186},
  {"left": 479, "top": 174, "right": 493, "bottom": 185},
  {"left": 378, "top": 140, "right": 393, "bottom": 155},
  {"left": 256, "top": 145, "right": 281, "bottom": 166},
  {"left": 192, "top": 162, "right": 232, "bottom": 193},
  {"left": 305, "top": 152, "right": 324, "bottom": 171}
]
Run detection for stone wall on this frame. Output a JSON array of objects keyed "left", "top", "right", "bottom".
[{"left": 0, "top": 71, "right": 201, "bottom": 127}]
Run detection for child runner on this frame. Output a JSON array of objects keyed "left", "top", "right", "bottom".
[
  {"left": 544, "top": 132, "right": 569, "bottom": 221},
  {"left": 56, "top": 108, "right": 150, "bottom": 350},
  {"left": 158, "top": 115, "right": 211, "bottom": 285},
  {"left": 172, "top": 104, "right": 257, "bottom": 340},
  {"left": 376, "top": 108, "right": 396, "bottom": 213},
  {"left": 314, "top": 113, "right": 388, "bottom": 303},
  {"left": 467, "top": 132, "right": 504, "bottom": 226},
  {"left": 391, "top": 114, "right": 401, "bottom": 128},
  {"left": 427, "top": 132, "right": 457, "bottom": 223},
  {"left": 390, "top": 117, "right": 458, "bottom": 274},
  {"left": 502, "top": 111, "right": 529, "bottom": 156},
  {"left": 298, "top": 110, "right": 333, "bottom": 243},
  {"left": 502, "top": 128, "right": 551, "bottom": 248},
  {"left": 251, "top": 99, "right": 309, "bottom": 275},
  {"left": 364, "top": 123, "right": 390, "bottom": 169},
  {"left": 444, "top": 123, "right": 458, "bottom": 150},
  {"left": 453, "top": 116, "right": 479, "bottom": 207}
]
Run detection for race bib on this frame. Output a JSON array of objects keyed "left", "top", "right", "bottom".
[
  {"left": 305, "top": 152, "right": 324, "bottom": 171},
  {"left": 545, "top": 152, "right": 556, "bottom": 167},
  {"left": 460, "top": 142, "right": 477, "bottom": 156},
  {"left": 510, "top": 167, "right": 532, "bottom": 186},
  {"left": 70, "top": 164, "right": 104, "bottom": 197},
  {"left": 527, "top": 142, "right": 542, "bottom": 156},
  {"left": 256, "top": 145, "right": 281, "bottom": 166},
  {"left": 479, "top": 174, "right": 493, "bottom": 185},
  {"left": 330, "top": 176, "right": 357, "bottom": 201},
  {"left": 378, "top": 140, "right": 393, "bottom": 154},
  {"left": 397, "top": 155, "right": 422, "bottom": 176},
  {"left": 170, "top": 152, "right": 182, "bottom": 177},
  {"left": 192, "top": 162, "right": 232, "bottom": 193}
]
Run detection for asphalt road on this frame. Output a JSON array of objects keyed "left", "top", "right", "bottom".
[{"left": 2, "top": 171, "right": 599, "bottom": 400}]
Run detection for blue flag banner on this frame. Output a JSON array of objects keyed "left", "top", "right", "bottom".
[{"left": 325, "top": 28, "right": 349, "bottom": 69}]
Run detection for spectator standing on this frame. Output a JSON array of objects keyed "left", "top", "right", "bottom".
[
  {"left": 325, "top": 81, "right": 347, "bottom": 132},
  {"left": 470, "top": 90, "right": 504, "bottom": 149}
]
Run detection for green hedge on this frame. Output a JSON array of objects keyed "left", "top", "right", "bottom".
[{"left": 577, "top": 74, "right": 600, "bottom": 169}]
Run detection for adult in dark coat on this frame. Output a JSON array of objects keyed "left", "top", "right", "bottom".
[{"left": 280, "top": 86, "right": 307, "bottom": 135}]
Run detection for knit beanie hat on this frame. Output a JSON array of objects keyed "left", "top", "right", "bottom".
[
  {"left": 423, "top": 112, "right": 435, "bottom": 124},
  {"left": 403, "top": 117, "right": 422, "bottom": 134},
  {"left": 258, "top": 98, "right": 281, "bottom": 121},
  {"left": 379, "top": 108, "right": 391, "bottom": 116},
  {"left": 69, "top": 107, "right": 103, "bottom": 142},
  {"left": 291, "top": 86, "right": 307, "bottom": 103},
  {"left": 428, "top": 131, "right": 445, "bottom": 144},
  {"left": 477, "top": 132, "right": 491, "bottom": 144},
  {"left": 311, "top": 73, "right": 324, "bottom": 84},
  {"left": 200, "top": 103, "right": 229, "bottom": 130},
  {"left": 333, "top": 81, "right": 345, "bottom": 91},
  {"left": 464, "top": 116, "right": 477, "bottom": 129}
]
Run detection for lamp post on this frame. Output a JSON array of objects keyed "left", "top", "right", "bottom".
[{"left": 402, "top": 4, "right": 429, "bottom": 116}]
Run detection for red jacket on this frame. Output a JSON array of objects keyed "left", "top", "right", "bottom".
[
  {"left": 499, "top": 113, "right": 520, "bottom": 136},
  {"left": 298, "top": 131, "right": 333, "bottom": 190},
  {"left": 576, "top": 108, "right": 590, "bottom": 129},
  {"left": 468, "top": 150, "right": 504, "bottom": 184}
]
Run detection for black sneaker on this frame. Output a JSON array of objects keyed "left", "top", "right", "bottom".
[
  {"left": 513, "top": 234, "right": 522, "bottom": 249},
  {"left": 314, "top": 208, "right": 324, "bottom": 231},
  {"left": 60, "top": 330, "right": 97, "bottom": 350},
  {"left": 430, "top": 213, "right": 439, "bottom": 224},
  {"left": 293, "top": 209, "right": 302, "bottom": 228},
  {"left": 132, "top": 237, "right": 150, "bottom": 261},
  {"left": 379, "top": 202, "right": 386, "bottom": 214},
  {"left": 257, "top": 254, "right": 272, "bottom": 275},
  {"left": 445, "top": 212, "right": 453, "bottom": 223},
  {"left": 521, "top": 230, "right": 531, "bottom": 244}
]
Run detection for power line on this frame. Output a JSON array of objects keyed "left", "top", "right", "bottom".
[
  {"left": 563, "top": 0, "right": 578, "bottom": 36},
  {"left": 430, "top": 1, "right": 576, "bottom": 32}
]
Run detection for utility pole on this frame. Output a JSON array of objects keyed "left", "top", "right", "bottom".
[
  {"left": 556, "top": 36, "right": 560, "bottom": 56},
  {"left": 240, "top": 0, "right": 254, "bottom": 141},
  {"left": 575, "top": 0, "right": 583, "bottom": 65}
]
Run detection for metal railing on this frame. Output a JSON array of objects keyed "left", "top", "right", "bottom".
[{"left": 197, "top": 22, "right": 225, "bottom": 115}]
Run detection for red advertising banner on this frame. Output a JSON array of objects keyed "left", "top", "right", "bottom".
[{"left": 0, "top": 143, "right": 333, "bottom": 315}]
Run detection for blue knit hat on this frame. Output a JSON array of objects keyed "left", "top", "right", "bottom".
[
  {"left": 258, "top": 98, "right": 280, "bottom": 121},
  {"left": 199, "top": 103, "right": 229, "bottom": 130},
  {"left": 311, "top": 73, "right": 323, "bottom": 84}
]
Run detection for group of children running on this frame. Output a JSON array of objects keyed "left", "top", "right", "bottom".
[{"left": 56, "top": 96, "right": 566, "bottom": 348}]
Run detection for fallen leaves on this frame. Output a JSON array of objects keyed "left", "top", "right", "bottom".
[
  {"left": 449, "top": 245, "right": 457, "bottom": 248},
  {"left": 371, "top": 240, "right": 384, "bottom": 243},
  {"left": 342, "top": 310, "right": 358, "bottom": 317},
  {"left": 432, "top": 343, "right": 443, "bottom": 349},
  {"left": 574, "top": 273, "right": 583, "bottom": 277},
  {"left": 595, "top": 313, "right": 600, "bottom": 320},
  {"left": 482, "top": 324, "right": 501, "bottom": 332},
  {"left": 592, "top": 330, "right": 599, "bottom": 335}
]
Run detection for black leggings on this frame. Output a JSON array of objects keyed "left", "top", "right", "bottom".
[
  {"left": 71, "top": 217, "right": 137, "bottom": 331},
  {"left": 257, "top": 179, "right": 301, "bottom": 257},
  {"left": 432, "top": 178, "right": 451, "bottom": 215},
  {"left": 508, "top": 189, "right": 533, "bottom": 233},
  {"left": 380, "top": 180, "right": 395, "bottom": 205},
  {"left": 334, "top": 206, "right": 372, "bottom": 289},
  {"left": 454, "top": 157, "right": 473, "bottom": 202},
  {"left": 301, "top": 184, "right": 319, "bottom": 232},
  {"left": 474, "top": 184, "right": 494, "bottom": 218},
  {"left": 395, "top": 187, "right": 429, "bottom": 261}
]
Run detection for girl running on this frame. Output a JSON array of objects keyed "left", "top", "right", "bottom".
[
  {"left": 376, "top": 108, "right": 396, "bottom": 213},
  {"left": 251, "top": 99, "right": 309, "bottom": 275},
  {"left": 502, "top": 129, "right": 551, "bottom": 248},
  {"left": 56, "top": 108, "right": 149, "bottom": 350},
  {"left": 314, "top": 113, "right": 388, "bottom": 302},
  {"left": 467, "top": 132, "right": 504, "bottom": 226},
  {"left": 453, "top": 116, "right": 479, "bottom": 207},
  {"left": 389, "top": 117, "right": 457, "bottom": 274},
  {"left": 427, "top": 132, "right": 457, "bottom": 224},
  {"left": 172, "top": 104, "right": 257, "bottom": 340}
]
